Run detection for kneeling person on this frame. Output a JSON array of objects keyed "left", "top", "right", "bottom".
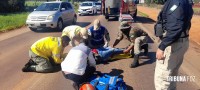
[
  {"left": 62, "top": 25, "right": 88, "bottom": 47},
  {"left": 123, "top": 27, "right": 149, "bottom": 68},
  {"left": 61, "top": 40, "right": 96, "bottom": 90},
  {"left": 22, "top": 36, "right": 70, "bottom": 73}
]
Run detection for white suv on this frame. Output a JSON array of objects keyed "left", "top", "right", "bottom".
[
  {"left": 26, "top": 1, "right": 77, "bottom": 31},
  {"left": 78, "top": 1, "right": 97, "bottom": 15}
]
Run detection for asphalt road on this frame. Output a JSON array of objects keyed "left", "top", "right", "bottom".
[{"left": 0, "top": 14, "right": 199, "bottom": 90}]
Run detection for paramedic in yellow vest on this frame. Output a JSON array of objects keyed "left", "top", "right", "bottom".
[
  {"left": 62, "top": 25, "right": 88, "bottom": 47},
  {"left": 22, "top": 36, "right": 70, "bottom": 73}
]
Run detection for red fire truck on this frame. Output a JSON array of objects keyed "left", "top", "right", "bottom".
[{"left": 101, "top": 0, "right": 138, "bottom": 21}]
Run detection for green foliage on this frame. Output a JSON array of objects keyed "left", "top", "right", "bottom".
[
  {"left": 143, "top": 0, "right": 165, "bottom": 5},
  {"left": 73, "top": 2, "right": 80, "bottom": 13},
  {"left": 25, "top": 1, "right": 44, "bottom": 12},
  {"left": 0, "top": 12, "right": 29, "bottom": 32},
  {"left": 138, "top": 11, "right": 149, "bottom": 17},
  {"left": 145, "top": 0, "right": 151, "bottom": 6},
  {"left": 0, "top": 1, "right": 80, "bottom": 32},
  {"left": 193, "top": 7, "right": 200, "bottom": 15},
  {"left": 153, "top": 0, "right": 165, "bottom": 4},
  {"left": 0, "top": 0, "right": 25, "bottom": 13},
  {"left": 25, "top": 1, "right": 43, "bottom": 7},
  {"left": 193, "top": 0, "right": 200, "bottom": 3}
]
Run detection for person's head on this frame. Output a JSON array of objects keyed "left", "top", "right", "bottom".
[
  {"left": 61, "top": 36, "right": 70, "bottom": 47},
  {"left": 119, "top": 21, "right": 131, "bottom": 30},
  {"left": 80, "top": 27, "right": 88, "bottom": 39},
  {"left": 93, "top": 19, "right": 101, "bottom": 30}
]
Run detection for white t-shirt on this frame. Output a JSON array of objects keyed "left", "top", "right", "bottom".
[{"left": 61, "top": 43, "right": 96, "bottom": 75}]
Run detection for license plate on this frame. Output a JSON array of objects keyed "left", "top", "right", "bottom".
[{"left": 81, "top": 11, "right": 87, "bottom": 13}]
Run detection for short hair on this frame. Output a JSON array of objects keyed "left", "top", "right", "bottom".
[{"left": 61, "top": 35, "right": 70, "bottom": 42}]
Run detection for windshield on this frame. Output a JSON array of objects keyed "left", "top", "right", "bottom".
[
  {"left": 95, "top": 3, "right": 101, "bottom": 5},
  {"left": 36, "top": 3, "right": 60, "bottom": 11},
  {"left": 81, "top": 3, "right": 93, "bottom": 6}
]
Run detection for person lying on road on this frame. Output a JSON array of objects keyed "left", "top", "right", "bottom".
[
  {"left": 92, "top": 47, "right": 125, "bottom": 62},
  {"left": 22, "top": 36, "right": 70, "bottom": 73}
]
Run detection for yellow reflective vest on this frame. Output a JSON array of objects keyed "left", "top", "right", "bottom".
[{"left": 31, "top": 37, "right": 63, "bottom": 64}]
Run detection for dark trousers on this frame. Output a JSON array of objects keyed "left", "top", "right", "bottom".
[
  {"left": 62, "top": 66, "right": 96, "bottom": 90},
  {"left": 141, "top": 44, "right": 148, "bottom": 55}
]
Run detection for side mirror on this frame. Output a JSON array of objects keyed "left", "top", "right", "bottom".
[{"left": 61, "top": 8, "right": 65, "bottom": 11}]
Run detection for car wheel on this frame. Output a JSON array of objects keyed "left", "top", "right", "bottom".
[
  {"left": 72, "top": 16, "right": 77, "bottom": 25},
  {"left": 93, "top": 10, "right": 95, "bottom": 15},
  {"left": 57, "top": 19, "right": 63, "bottom": 31},
  {"left": 105, "top": 15, "right": 109, "bottom": 20},
  {"left": 95, "top": 9, "right": 97, "bottom": 14}
]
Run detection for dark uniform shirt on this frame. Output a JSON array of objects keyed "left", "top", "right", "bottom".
[{"left": 158, "top": 0, "right": 193, "bottom": 51}]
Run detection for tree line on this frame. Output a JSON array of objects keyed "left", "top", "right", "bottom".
[{"left": 0, "top": 0, "right": 56, "bottom": 13}]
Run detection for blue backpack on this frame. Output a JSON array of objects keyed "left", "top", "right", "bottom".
[{"left": 90, "top": 74, "right": 127, "bottom": 90}]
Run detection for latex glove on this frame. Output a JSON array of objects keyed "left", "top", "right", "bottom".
[{"left": 103, "top": 42, "right": 109, "bottom": 47}]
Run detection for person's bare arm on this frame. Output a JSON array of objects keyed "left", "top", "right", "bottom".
[{"left": 123, "top": 43, "right": 134, "bottom": 53}]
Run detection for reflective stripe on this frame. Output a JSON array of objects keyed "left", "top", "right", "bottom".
[
  {"left": 57, "top": 37, "right": 61, "bottom": 47},
  {"left": 74, "top": 28, "right": 80, "bottom": 35},
  {"left": 109, "top": 77, "right": 115, "bottom": 85},
  {"left": 53, "top": 53, "right": 60, "bottom": 58}
]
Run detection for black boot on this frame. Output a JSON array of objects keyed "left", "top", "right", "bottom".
[
  {"left": 130, "top": 54, "right": 139, "bottom": 68},
  {"left": 130, "top": 50, "right": 135, "bottom": 58},
  {"left": 142, "top": 44, "right": 148, "bottom": 56},
  {"left": 22, "top": 65, "right": 36, "bottom": 72},
  {"left": 24, "top": 59, "right": 36, "bottom": 67}
]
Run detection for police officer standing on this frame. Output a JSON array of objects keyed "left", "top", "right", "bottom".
[{"left": 154, "top": 0, "right": 193, "bottom": 89}]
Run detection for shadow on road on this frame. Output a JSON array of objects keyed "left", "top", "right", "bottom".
[
  {"left": 139, "top": 52, "right": 156, "bottom": 66},
  {"left": 108, "top": 68, "right": 124, "bottom": 76},
  {"left": 32, "top": 28, "right": 60, "bottom": 33},
  {"left": 95, "top": 69, "right": 134, "bottom": 90},
  {"left": 107, "top": 17, "right": 119, "bottom": 21},
  {"left": 79, "top": 13, "right": 101, "bottom": 17},
  {"left": 146, "top": 35, "right": 154, "bottom": 43},
  {"left": 135, "top": 16, "right": 156, "bottom": 24},
  {"left": 95, "top": 69, "right": 124, "bottom": 78}
]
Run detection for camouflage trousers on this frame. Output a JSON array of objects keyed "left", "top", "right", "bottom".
[
  {"left": 134, "top": 36, "right": 148, "bottom": 55},
  {"left": 154, "top": 38, "right": 189, "bottom": 90}
]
